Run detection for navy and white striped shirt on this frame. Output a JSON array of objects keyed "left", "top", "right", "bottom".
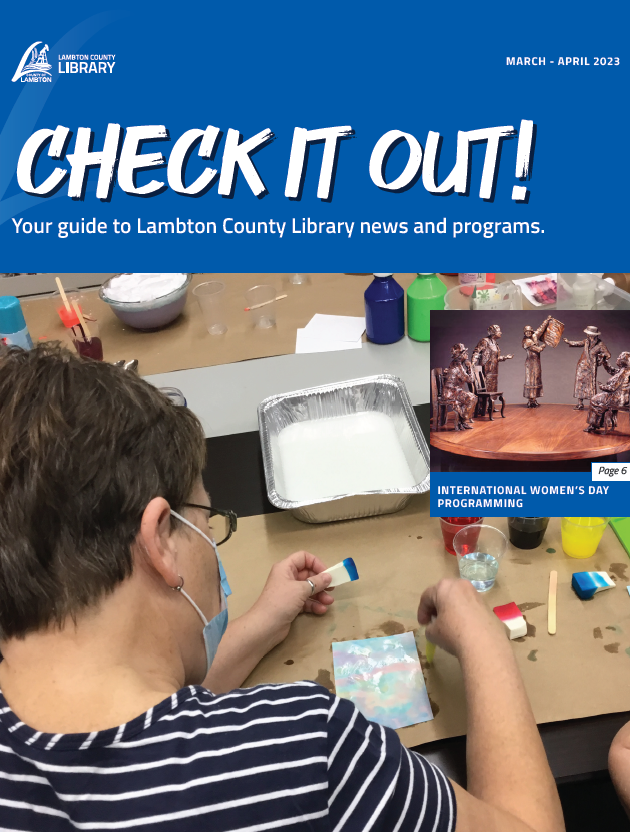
[{"left": 0, "top": 681, "right": 456, "bottom": 831}]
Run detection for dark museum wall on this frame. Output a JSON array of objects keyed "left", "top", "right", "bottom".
[{"left": 430, "top": 311, "right": 630, "bottom": 406}]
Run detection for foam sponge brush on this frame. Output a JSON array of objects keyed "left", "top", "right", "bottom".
[
  {"left": 493, "top": 602, "right": 527, "bottom": 639},
  {"left": 572, "top": 571, "right": 615, "bottom": 600},
  {"left": 322, "top": 558, "right": 359, "bottom": 587}
]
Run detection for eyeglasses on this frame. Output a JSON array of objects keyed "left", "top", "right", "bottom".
[{"left": 180, "top": 503, "right": 238, "bottom": 546}]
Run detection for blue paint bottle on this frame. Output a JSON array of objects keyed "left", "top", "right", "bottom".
[
  {"left": 0, "top": 296, "right": 33, "bottom": 350},
  {"left": 364, "top": 274, "right": 405, "bottom": 344}
]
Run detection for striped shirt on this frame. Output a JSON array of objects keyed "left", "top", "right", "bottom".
[{"left": 0, "top": 681, "right": 456, "bottom": 831}]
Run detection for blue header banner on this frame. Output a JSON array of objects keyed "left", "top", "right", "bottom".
[
  {"left": 430, "top": 473, "right": 630, "bottom": 517},
  {"left": 1, "top": 0, "right": 628, "bottom": 271}
]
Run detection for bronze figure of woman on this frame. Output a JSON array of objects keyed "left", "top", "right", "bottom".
[
  {"left": 442, "top": 343, "right": 478, "bottom": 430},
  {"left": 522, "top": 316, "right": 552, "bottom": 408},
  {"left": 563, "top": 325, "right": 615, "bottom": 410},
  {"left": 472, "top": 324, "right": 513, "bottom": 416},
  {"left": 584, "top": 352, "right": 630, "bottom": 434}
]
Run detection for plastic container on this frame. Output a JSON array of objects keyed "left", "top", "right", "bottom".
[
  {"left": 561, "top": 517, "right": 610, "bottom": 558},
  {"left": 454, "top": 524, "right": 507, "bottom": 592},
  {"left": 0, "top": 296, "right": 33, "bottom": 350},
  {"left": 444, "top": 282, "right": 522, "bottom": 311},
  {"left": 245, "top": 284, "right": 277, "bottom": 328},
  {"left": 406, "top": 273, "right": 447, "bottom": 342},
  {"left": 439, "top": 517, "right": 483, "bottom": 555},
  {"left": 458, "top": 273, "right": 496, "bottom": 294},
  {"left": 571, "top": 273, "right": 597, "bottom": 310},
  {"left": 193, "top": 281, "right": 227, "bottom": 335},
  {"left": 159, "top": 387, "right": 187, "bottom": 406},
  {"left": 71, "top": 318, "right": 103, "bottom": 361},
  {"left": 556, "top": 274, "right": 604, "bottom": 310},
  {"left": 364, "top": 274, "right": 405, "bottom": 344},
  {"left": 507, "top": 517, "right": 550, "bottom": 549}
]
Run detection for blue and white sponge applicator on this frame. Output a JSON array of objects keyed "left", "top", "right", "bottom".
[
  {"left": 572, "top": 571, "right": 615, "bottom": 600},
  {"left": 321, "top": 558, "right": 359, "bottom": 587}
]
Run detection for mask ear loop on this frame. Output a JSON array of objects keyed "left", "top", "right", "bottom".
[{"left": 171, "top": 574, "right": 208, "bottom": 627}]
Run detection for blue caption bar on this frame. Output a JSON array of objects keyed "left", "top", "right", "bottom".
[{"left": 430, "top": 473, "right": 630, "bottom": 517}]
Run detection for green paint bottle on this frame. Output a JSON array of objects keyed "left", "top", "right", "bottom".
[{"left": 406, "top": 273, "right": 446, "bottom": 341}]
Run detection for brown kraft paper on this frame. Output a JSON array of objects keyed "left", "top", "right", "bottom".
[{"left": 219, "top": 500, "right": 630, "bottom": 748}]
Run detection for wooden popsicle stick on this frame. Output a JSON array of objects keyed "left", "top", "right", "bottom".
[
  {"left": 244, "top": 294, "right": 288, "bottom": 311},
  {"left": 55, "top": 277, "right": 71, "bottom": 312},
  {"left": 548, "top": 570, "right": 558, "bottom": 635},
  {"left": 71, "top": 300, "right": 92, "bottom": 342}
]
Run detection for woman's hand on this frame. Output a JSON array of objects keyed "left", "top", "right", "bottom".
[
  {"left": 417, "top": 578, "right": 505, "bottom": 658},
  {"left": 250, "top": 551, "right": 334, "bottom": 649}
]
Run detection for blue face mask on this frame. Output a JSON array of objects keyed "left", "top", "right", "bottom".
[{"left": 170, "top": 510, "right": 232, "bottom": 677}]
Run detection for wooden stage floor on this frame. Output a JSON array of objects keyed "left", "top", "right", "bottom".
[{"left": 430, "top": 403, "right": 630, "bottom": 462}]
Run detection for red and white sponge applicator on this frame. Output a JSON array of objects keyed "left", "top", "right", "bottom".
[{"left": 493, "top": 602, "right": 527, "bottom": 640}]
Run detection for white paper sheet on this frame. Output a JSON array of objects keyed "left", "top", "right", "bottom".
[
  {"left": 295, "top": 329, "right": 363, "bottom": 354},
  {"left": 302, "top": 313, "right": 366, "bottom": 342}
]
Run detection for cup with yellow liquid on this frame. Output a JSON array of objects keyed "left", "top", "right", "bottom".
[{"left": 561, "top": 517, "right": 610, "bottom": 559}]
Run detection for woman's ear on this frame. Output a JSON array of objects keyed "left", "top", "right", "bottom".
[{"left": 136, "top": 498, "right": 180, "bottom": 589}]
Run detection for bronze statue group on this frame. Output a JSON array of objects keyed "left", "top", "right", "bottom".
[{"left": 439, "top": 319, "right": 630, "bottom": 435}]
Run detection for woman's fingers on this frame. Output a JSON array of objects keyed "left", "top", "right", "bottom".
[
  {"left": 304, "top": 596, "right": 331, "bottom": 615},
  {"left": 285, "top": 550, "right": 328, "bottom": 578},
  {"left": 302, "top": 571, "right": 332, "bottom": 599},
  {"left": 417, "top": 584, "right": 439, "bottom": 625}
]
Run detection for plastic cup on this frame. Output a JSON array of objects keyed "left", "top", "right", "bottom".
[
  {"left": 561, "top": 517, "right": 610, "bottom": 559},
  {"left": 444, "top": 282, "right": 522, "bottom": 311},
  {"left": 193, "top": 281, "right": 227, "bottom": 335},
  {"left": 439, "top": 517, "right": 483, "bottom": 555},
  {"left": 50, "top": 287, "right": 93, "bottom": 328},
  {"left": 70, "top": 318, "right": 103, "bottom": 361},
  {"left": 507, "top": 517, "right": 550, "bottom": 550},
  {"left": 454, "top": 524, "right": 507, "bottom": 592},
  {"left": 288, "top": 273, "right": 310, "bottom": 285},
  {"left": 246, "top": 284, "right": 277, "bottom": 328}
]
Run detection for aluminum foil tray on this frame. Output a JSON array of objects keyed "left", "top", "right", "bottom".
[{"left": 258, "top": 374, "right": 430, "bottom": 523}]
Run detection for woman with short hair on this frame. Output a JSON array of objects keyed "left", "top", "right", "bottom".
[{"left": 0, "top": 345, "right": 564, "bottom": 832}]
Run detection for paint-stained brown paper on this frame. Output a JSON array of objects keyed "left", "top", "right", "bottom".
[
  {"left": 20, "top": 273, "right": 538, "bottom": 376},
  {"left": 219, "top": 501, "right": 630, "bottom": 748},
  {"left": 20, "top": 274, "right": 417, "bottom": 375}
]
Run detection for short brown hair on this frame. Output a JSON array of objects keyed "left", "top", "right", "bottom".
[{"left": 0, "top": 344, "right": 206, "bottom": 639}]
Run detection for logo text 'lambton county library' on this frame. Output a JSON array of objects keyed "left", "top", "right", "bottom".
[
  {"left": 58, "top": 56, "right": 115, "bottom": 74},
  {"left": 12, "top": 42, "right": 52, "bottom": 82},
  {"left": 12, "top": 42, "right": 115, "bottom": 81}
]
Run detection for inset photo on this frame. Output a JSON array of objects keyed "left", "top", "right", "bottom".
[{"left": 430, "top": 311, "right": 630, "bottom": 472}]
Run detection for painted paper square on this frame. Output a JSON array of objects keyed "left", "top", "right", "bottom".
[{"left": 332, "top": 632, "right": 433, "bottom": 729}]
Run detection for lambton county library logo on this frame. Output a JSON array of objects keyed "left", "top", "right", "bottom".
[{"left": 12, "top": 42, "right": 52, "bottom": 82}]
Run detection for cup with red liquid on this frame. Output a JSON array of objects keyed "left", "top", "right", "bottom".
[
  {"left": 58, "top": 305, "right": 103, "bottom": 361},
  {"left": 439, "top": 517, "right": 483, "bottom": 555}
]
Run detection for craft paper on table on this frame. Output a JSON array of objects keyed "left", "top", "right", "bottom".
[
  {"left": 303, "top": 313, "right": 366, "bottom": 342},
  {"left": 295, "top": 328, "right": 363, "bottom": 354},
  {"left": 332, "top": 632, "right": 433, "bottom": 730}
]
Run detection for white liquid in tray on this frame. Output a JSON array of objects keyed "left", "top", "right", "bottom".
[{"left": 277, "top": 411, "right": 419, "bottom": 502}]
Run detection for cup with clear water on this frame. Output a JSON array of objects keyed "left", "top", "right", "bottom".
[{"left": 453, "top": 524, "right": 508, "bottom": 592}]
